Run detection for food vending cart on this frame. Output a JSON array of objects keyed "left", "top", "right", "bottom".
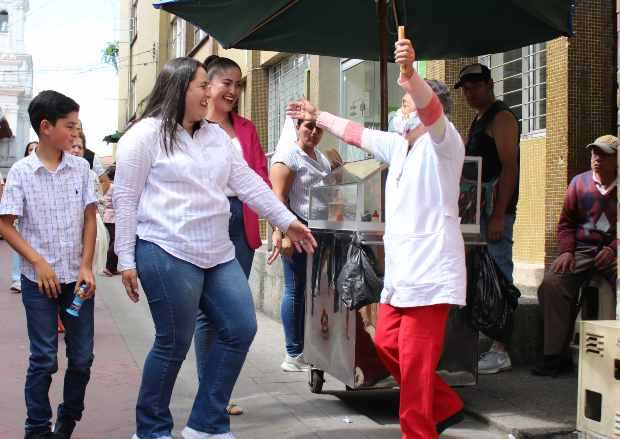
[{"left": 304, "top": 157, "right": 483, "bottom": 393}]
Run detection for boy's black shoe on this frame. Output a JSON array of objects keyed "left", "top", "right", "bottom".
[
  {"left": 24, "top": 431, "right": 57, "bottom": 439},
  {"left": 53, "top": 418, "right": 76, "bottom": 439},
  {"left": 531, "top": 355, "right": 573, "bottom": 377},
  {"left": 436, "top": 408, "right": 465, "bottom": 434}
]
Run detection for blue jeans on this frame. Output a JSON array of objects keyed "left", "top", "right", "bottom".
[
  {"left": 135, "top": 239, "right": 257, "bottom": 438},
  {"left": 21, "top": 276, "right": 94, "bottom": 434},
  {"left": 281, "top": 251, "right": 307, "bottom": 357},
  {"left": 11, "top": 249, "right": 21, "bottom": 283},
  {"left": 194, "top": 197, "right": 255, "bottom": 390},
  {"left": 227, "top": 197, "right": 255, "bottom": 277},
  {"left": 480, "top": 213, "right": 515, "bottom": 283}
]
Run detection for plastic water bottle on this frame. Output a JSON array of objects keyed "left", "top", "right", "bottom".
[{"left": 66, "top": 283, "right": 88, "bottom": 317}]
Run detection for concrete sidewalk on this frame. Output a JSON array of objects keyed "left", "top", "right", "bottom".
[
  {"left": 0, "top": 242, "right": 140, "bottom": 438},
  {"left": 97, "top": 272, "right": 505, "bottom": 439},
  {"left": 2, "top": 238, "right": 578, "bottom": 438},
  {"left": 460, "top": 369, "right": 578, "bottom": 438}
]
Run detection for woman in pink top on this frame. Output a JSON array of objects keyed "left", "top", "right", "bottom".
[{"left": 195, "top": 55, "right": 271, "bottom": 416}]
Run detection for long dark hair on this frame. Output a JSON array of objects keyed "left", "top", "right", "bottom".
[{"left": 139, "top": 57, "right": 205, "bottom": 155}]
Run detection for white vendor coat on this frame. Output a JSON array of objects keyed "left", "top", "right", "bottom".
[{"left": 360, "top": 119, "right": 466, "bottom": 307}]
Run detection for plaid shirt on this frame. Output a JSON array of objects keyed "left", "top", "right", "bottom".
[{"left": 0, "top": 152, "right": 97, "bottom": 283}]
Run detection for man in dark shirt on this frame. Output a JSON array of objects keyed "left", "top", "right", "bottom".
[
  {"left": 533, "top": 135, "right": 617, "bottom": 377},
  {"left": 456, "top": 63, "right": 520, "bottom": 374}
]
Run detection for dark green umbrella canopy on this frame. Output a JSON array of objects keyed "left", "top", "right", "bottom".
[{"left": 153, "top": 0, "right": 573, "bottom": 61}]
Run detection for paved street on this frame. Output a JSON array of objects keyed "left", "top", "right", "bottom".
[{"left": 0, "top": 241, "right": 506, "bottom": 438}]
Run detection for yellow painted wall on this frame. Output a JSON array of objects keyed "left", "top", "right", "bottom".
[
  {"left": 514, "top": 136, "right": 547, "bottom": 265},
  {"left": 118, "top": 0, "right": 169, "bottom": 125},
  {"left": 260, "top": 50, "right": 288, "bottom": 67},
  {"left": 193, "top": 41, "right": 249, "bottom": 77},
  {"left": 117, "top": 1, "right": 130, "bottom": 128},
  {"left": 192, "top": 37, "right": 217, "bottom": 64}
]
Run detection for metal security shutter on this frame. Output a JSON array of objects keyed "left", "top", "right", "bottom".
[{"left": 267, "top": 54, "right": 309, "bottom": 153}]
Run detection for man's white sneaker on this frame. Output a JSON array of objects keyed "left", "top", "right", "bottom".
[
  {"left": 9, "top": 281, "right": 21, "bottom": 293},
  {"left": 182, "top": 426, "right": 236, "bottom": 438},
  {"left": 478, "top": 350, "right": 512, "bottom": 375},
  {"left": 281, "top": 353, "right": 310, "bottom": 372}
]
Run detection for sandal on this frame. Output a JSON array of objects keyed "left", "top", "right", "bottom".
[{"left": 226, "top": 404, "right": 244, "bottom": 416}]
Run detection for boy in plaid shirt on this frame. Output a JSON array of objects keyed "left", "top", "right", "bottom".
[{"left": 0, "top": 90, "right": 97, "bottom": 439}]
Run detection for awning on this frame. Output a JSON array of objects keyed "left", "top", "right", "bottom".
[{"left": 153, "top": 0, "right": 574, "bottom": 61}]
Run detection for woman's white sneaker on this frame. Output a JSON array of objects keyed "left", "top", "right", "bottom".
[
  {"left": 281, "top": 353, "right": 310, "bottom": 372},
  {"left": 182, "top": 426, "right": 236, "bottom": 438}
]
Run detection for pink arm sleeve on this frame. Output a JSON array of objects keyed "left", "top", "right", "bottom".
[
  {"left": 317, "top": 111, "right": 364, "bottom": 147},
  {"left": 317, "top": 111, "right": 406, "bottom": 164}
]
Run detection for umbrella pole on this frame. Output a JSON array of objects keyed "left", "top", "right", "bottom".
[{"left": 377, "top": 0, "right": 388, "bottom": 131}]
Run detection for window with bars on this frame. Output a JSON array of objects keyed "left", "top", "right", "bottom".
[
  {"left": 0, "top": 11, "right": 8, "bottom": 33},
  {"left": 129, "top": 75, "right": 137, "bottom": 119},
  {"left": 193, "top": 26, "right": 207, "bottom": 48},
  {"left": 479, "top": 43, "right": 546, "bottom": 136},
  {"left": 129, "top": 1, "right": 138, "bottom": 44},
  {"left": 267, "top": 55, "right": 310, "bottom": 153},
  {"left": 339, "top": 59, "right": 402, "bottom": 162},
  {"left": 168, "top": 18, "right": 186, "bottom": 59}
]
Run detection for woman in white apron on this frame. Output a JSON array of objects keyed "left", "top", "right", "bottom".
[{"left": 286, "top": 38, "right": 466, "bottom": 438}]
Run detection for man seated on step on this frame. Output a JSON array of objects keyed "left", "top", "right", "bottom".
[{"left": 533, "top": 134, "right": 617, "bottom": 377}]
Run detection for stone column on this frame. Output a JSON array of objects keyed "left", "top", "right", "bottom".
[{"left": 13, "top": 2, "right": 26, "bottom": 53}]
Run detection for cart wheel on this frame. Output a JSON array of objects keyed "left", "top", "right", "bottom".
[{"left": 309, "top": 369, "right": 325, "bottom": 394}]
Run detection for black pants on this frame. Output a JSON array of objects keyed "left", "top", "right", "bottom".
[
  {"left": 537, "top": 246, "right": 616, "bottom": 355},
  {"left": 104, "top": 223, "right": 118, "bottom": 273}
]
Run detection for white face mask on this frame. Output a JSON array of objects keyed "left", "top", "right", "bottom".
[{"left": 402, "top": 111, "right": 421, "bottom": 136}]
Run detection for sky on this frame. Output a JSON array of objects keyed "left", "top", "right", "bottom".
[{"left": 25, "top": 0, "right": 121, "bottom": 156}]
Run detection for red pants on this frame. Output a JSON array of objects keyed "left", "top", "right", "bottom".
[{"left": 375, "top": 303, "right": 463, "bottom": 439}]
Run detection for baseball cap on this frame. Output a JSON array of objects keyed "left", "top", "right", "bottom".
[
  {"left": 454, "top": 63, "right": 492, "bottom": 89},
  {"left": 585, "top": 134, "right": 618, "bottom": 155}
]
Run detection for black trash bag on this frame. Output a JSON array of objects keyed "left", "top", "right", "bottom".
[
  {"left": 466, "top": 246, "right": 521, "bottom": 343},
  {"left": 336, "top": 236, "right": 383, "bottom": 311}
]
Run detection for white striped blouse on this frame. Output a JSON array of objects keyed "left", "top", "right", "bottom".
[
  {"left": 271, "top": 141, "right": 331, "bottom": 221},
  {"left": 113, "top": 118, "right": 296, "bottom": 271}
]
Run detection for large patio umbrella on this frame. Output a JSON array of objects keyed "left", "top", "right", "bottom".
[{"left": 154, "top": 0, "right": 574, "bottom": 128}]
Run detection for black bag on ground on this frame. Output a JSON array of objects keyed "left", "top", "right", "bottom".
[
  {"left": 466, "top": 246, "right": 521, "bottom": 342},
  {"left": 336, "top": 236, "right": 383, "bottom": 311}
]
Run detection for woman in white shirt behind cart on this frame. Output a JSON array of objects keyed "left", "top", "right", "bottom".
[
  {"left": 269, "top": 117, "right": 332, "bottom": 372},
  {"left": 287, "top": 39, "right": 466, "bottom": 438},
  {"left": 114, "top": 57, "right": 316, "bottom": 439}
]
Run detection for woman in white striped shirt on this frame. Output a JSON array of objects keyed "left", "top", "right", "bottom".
[
  {"left": 269, "top": 117, "right": 332, "bottom": 372},
  {"left": 113, "top": 57, "right": 316, "bottom": 439}
]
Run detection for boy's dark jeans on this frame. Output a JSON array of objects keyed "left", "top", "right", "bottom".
[{"left": 21, "top": 276, "right": 94, "bottom": 433}]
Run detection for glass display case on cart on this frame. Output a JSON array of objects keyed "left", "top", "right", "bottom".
[{"left": 304, "top": 157, "right": 483, "bottom": 393}]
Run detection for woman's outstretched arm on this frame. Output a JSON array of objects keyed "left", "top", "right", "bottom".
[{"left": 286, "top": 99, "right": 405, "bottom": 165}]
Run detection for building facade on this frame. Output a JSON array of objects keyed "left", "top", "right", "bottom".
[
  {"left": 117, "top": 1, "right": 617, "bottom": 297},
  {"left": 0, "top": 0, "right": 32, "bottom": 176}
]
